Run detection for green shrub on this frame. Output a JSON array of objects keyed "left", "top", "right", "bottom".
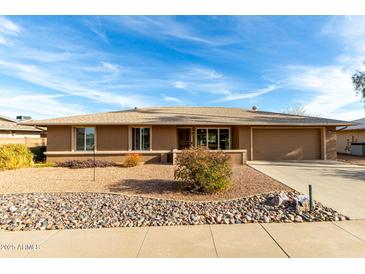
[
  {"left": 174, "top": 147, "right": 232, "bottom": 193},
  {"left": 29, "top": 146, "right": 46, "bottom": 163},
  {"left": 0, "top": 144, "right": 34, "bottom": 170},
  {"left": 123, "top": 153, "right": 141, "bottom": 167}
]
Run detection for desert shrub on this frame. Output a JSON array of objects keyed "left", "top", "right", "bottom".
[
  {"left": 55, "top": 159, "right": 116, "bottom": 169},
  {"left": 123, "top": 153, "right": 141, "bottom": 167},
  {"left": 174, "top": 147, "right": 232, "bottom": 193},
  {"left": 0, "top": 144, "right": 34, "bottom": 170},
  {"left": 29, "top": 146, "right": 46, "bottom": 163}
]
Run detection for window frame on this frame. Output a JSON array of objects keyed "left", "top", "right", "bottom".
[
  {"left": 129, "top": 126, "right": 152, "bottom": 151},
  {"left": 195, "top": 127, "right": 231, "bottom": 150},
  {"left": 74, "top": 126, "right": 96, "bottom": 151}
]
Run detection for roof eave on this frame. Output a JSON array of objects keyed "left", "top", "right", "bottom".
[
  {"left": 23, "top": 122, "right": 354, "bottom": 127},
  {"left": 0, "top": 127, "right": 43, "bottom": 132}
]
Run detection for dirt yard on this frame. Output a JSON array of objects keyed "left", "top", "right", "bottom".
[
  {"left": 0, "top": 164, "right": 291, "bottom": 201},
  {"left": 337, "top": 154, "right": 365, "bottom": 166}
]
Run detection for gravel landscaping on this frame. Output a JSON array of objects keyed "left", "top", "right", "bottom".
[
  {"left": 0, "top": 192, "right": 348, "bottom": 231},
  {"left": 0, "top": 164, "right": 290, "bottom": 201}
]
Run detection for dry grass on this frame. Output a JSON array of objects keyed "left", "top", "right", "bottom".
[
  {"left": 337, "top": 154, "right": 365, "bottom": 166},
  {"left": 0, "top": 164, "right": 291, "bottom": 201}
]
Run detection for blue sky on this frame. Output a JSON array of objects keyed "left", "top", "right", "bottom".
[{"left": 0, "top": 15, "right": 364, "bottom": 120}]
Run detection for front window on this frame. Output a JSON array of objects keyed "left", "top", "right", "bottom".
[
  {"left": 132, "top": 127, "right": 150, "bottom": 151},
  {"left": 196, "top": 128, "right": 230, "bottom": 150},
  {"left": 197, "top": 128, "right": 207, "bottom": 147},
  {"left": 75, "top": 127, "right": 95, "bottom": 151}
]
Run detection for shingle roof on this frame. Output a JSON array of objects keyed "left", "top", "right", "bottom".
[
  {"left": 0, "top": 115, "right": 43, "bottom": 132},
  {"left": 21, "top": 107, "right": 352, "bottom": 126},
  {"left": 343, "top": 118, "right": 365, "bottom": 131}
]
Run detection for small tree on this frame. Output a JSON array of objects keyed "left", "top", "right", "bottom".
[
  {"left": 174, "top": 147, "right": 232, "bottom": 193},
  {"left": 352, "top": 69, "right": 365, "bottom": 100},
  {"left": 285, "top": 105, "right": 307, "bottom": 116}
]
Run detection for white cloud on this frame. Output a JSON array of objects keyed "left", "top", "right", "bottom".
[
  {"left": 116, "top": 16, "right": 230, "bottom": 46},
  {"left": 162, "top": 94, "right": 182, "bottom": 103},
  {"left": 282, "top": 65, "right": 364, "bottom": 120},
  {"left": 321, "top": 16, "right": 365, "bottom": 64},
  {"left": 215, "top": 85, "right": 278, "bottom": 102},
  {"left": 268, "top": 16, "right": 365, "bottom": 121},
  {"left": 322, "top": 16, "right": 365, "bottom": 41},
  {"left": 189, "top": 67, "right": 222, "bottom": 79},
  {"left": 0, "top": 89, "right": 85, "bottom": 119},
  {"left": 0, "top": 34, "right": 7, "bottom": 45},
  {"left": 173, "top": 81, "right": 187, "bottom": 89},
  {"left": 0, "top": 59, "right": 150, "bottom": 109},
  {"left": 83, "top": 17, "right": 109, "bottom": 43},
  {"left": 0, "top": 17, "right": 20, "bottom": 45},
  {"left": 101, "top": 61, "right": 121, "bottom": 77},
  {"left": 0, "top": 16, "right": 20, "bottom": 36}
]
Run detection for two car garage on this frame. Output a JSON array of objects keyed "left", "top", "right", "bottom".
[{"left": 252, "top": 128, "right": 323, "bottom": 160}]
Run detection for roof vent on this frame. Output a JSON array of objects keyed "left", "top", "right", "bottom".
[
  {"left": 16, "top": 115, "right": 32, "bottom": 121},
  {"left": 251, "top": 106, "right": 257, "bottom": 111}
]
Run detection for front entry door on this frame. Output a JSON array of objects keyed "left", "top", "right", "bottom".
[{"left": 177, "top": 128, "right": 192, "bottom": 150}]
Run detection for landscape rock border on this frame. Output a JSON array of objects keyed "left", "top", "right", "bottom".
[{"left": 0, "top": 192, "right": 349, "bottom": 231}]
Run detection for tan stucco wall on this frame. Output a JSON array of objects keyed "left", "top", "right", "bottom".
[
  {"left": 337, "top": 129, "right": 365, "bottom": 154},
  {"left": 325, "top": 126, "right": 337, "bottom": 160},
  {"left": 234, "top": 126, "right": 251, "bottom": 160},
  {"left": 152, "top": 125, "right": 176, "bottom": 150},
  {"left": 0, "top": 130, "right": 42, "bottom": 138},
  {"left": 47, "top": 126, "right": 71, "bottom": 151},
  {"left": 252, "top": 128, "right": 322, "bottom": 160},
  {"left": 97, "top": 125, "right": 128, "bottom": 151},
  {"left": 45, "top": 124, "right": 337, "bottom": 163}
]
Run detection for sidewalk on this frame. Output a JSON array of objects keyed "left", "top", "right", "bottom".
[{"left": 1, "top": 220, "right": 365, "bottom": 258}]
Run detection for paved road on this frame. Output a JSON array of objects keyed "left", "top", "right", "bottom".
[
  {"left": 248, "top": 161, "right": 365, "bottom": 219},
  {"left": 1, "top": 221, "right": 365, "bottom": 257}
]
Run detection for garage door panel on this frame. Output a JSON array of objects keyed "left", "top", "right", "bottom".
[{"left": 253, "top": 129, "right": 321, "bottom": 160}]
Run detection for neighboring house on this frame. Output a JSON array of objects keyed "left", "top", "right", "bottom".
[
  {"left": 0, "top": 115, "right": 46, "bottom": 146},
  {"left": 22, "top": 107, "right": 351, "bottom": 164},
  {"left": 337, "top": 118, "right": 365, "bottom": 154}
]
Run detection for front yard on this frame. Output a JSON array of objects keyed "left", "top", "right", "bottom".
[
  {"left": 0, "top": 164, "right": 290, "bottom": 201},
  {"left": 0, "top": 164, "right": 349, "bottom": 231}
]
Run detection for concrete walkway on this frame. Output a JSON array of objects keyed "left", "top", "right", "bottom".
[
  {"left": 1, "top": 221, "right": 365, "bottom": 258},
  {"left": 248, "top": 160, "right": 365, "bottom": 219}
]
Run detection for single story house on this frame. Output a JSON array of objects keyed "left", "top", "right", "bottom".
[
  {"left": 0, "top": 115, "right": 45, "bottom": 138},
  {"left": 23, "top": 107, "right": 352, "bottom": 164},
  {"left": 0, "top": 115, "right": 46, "bottom": 147},
  {"left": 337, "top": 118, "right": 365, "bottom": 154}
]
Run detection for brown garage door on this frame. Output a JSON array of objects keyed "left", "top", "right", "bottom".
[{"left": 253, "top": 128, "right": 322, "bottom": 160}]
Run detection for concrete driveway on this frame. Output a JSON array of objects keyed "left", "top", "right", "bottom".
[{"left": 248, "top": 161, "right": 365, "bottom": 220}]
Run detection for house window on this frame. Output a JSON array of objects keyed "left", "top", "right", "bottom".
[
  {"left": 75, "top": 127, "right": 95, "bottom": 151},
  {"left": 132, "top": 127, "right": 150, "bottom": 151},
  {"left": 196, "top": 128, "right": 230, "bottom": 150},
  {"left": 197, "top": 128, "right": 207, "bottom": 147}
]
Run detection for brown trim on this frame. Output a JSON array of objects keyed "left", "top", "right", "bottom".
[
  {"left": 128, "top": 125, "right": 152, "bottom": 151},
  {"left": 71, "top": 126, "right": 97, "bottom": 152}
]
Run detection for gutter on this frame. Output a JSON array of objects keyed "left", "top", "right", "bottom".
[{"left": 336, "top": 126, "right": 348, "bottom": 132}]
